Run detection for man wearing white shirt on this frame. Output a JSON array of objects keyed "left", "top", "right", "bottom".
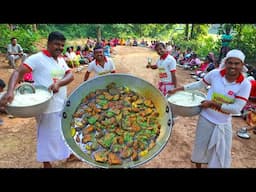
[
  {"left": 83, "top": 44, "right": 116, "bottom": 81},
  {"left": 0, "top": 32, "right": 75, "bottom": 168},
  {"left": 168, "top": 49, "right": 251, "bottom": 168}
]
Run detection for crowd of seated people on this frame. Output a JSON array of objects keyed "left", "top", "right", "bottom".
[
  {"left": 241, "top": 67, "right": 256, "bottom": 126},
  {"left": 237, "top": 64, "right": 256, "bottom": 132},
  {"left": 194, "top": 55, "right": 213, "bottom": 78},
  {"left": 185, "top": 53, "right": 201, "bottom": 69},
  {"left": 191, "top": 53, "right": 217, "bottom": 81},
  {"left": 63, "top": 37, "right": 120, "bottom": 70},
  {"left": 64, "top": 46, "right": 80, "bottom": 68},
  {"left": 132, "top": 38, "right": 138, "bottom": 46},
  {"left": 172, "top": 46, "right": 181, "bottom": 61},
  {"left": 81, "top": 46, "right": 94, "bottom": 63}
]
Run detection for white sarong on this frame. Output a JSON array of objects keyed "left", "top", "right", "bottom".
[
  {"left": 207, "top": 123, "right": 232, "bottom": 168},
  {"left": 35, "top": 111, "right": 71, "bottom": 162},
  {"left": 191, "top": 115, "right": 232, "bottom": 168}
]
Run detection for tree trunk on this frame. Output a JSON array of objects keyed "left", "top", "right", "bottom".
[
  {"left": 32, "top": 24, "right": 37, "bottom": 32},
  {"left": 236, "top": 24, "right": 243, "bottom": 49},
  {"left": 139, "top": 24, "right": 142, "bottom": 37},
  {"left": 185, "top": 24, "right": 189, "bottom": 40},
  {"left": 96, "top": 25, "right": 101, "bottom": 43},
  {"left": 190, "top": 24, "right": 194, "bottom": 39},
  {"left": 8, "top": 24, "right": 14, "bottom": 30}
]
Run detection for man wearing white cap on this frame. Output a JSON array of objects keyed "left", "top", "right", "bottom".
[{"left": 168, "top": 49, "right": 251, "bottom": 168}]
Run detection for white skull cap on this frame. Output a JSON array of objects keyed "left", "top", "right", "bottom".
[
  {"left": 220, "top": 49, "right": 247, "bottom": 72},
  {"left": 225, "top": 49, "right": 245, "bottom": 62}
]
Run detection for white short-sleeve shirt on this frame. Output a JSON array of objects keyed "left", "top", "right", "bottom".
[
  {"left": 7, "top": 43, "right": 23, "bottom": 54},
  {"left": 201, "top": 69, "right": 251, "bottom": 124},
  {"left": 156, "top": 54, "right": 176, "bottom": 83},
  {"left": 24, "top": 50, "right": 70, "bottom": 113},
  {"left": 87, "top": 57, "right": 115, "bottom": 76}
]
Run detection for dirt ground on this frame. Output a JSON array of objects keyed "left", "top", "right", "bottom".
[{"left": 0, "top": 46, "right": 256, "bottom": 168}]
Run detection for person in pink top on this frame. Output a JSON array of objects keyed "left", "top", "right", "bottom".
[
  {"left": 146, "top": 42, "right": 177, "bottom": 96},
  {"left": 188, "top": 53, "right": 201, "bottom": 69},
  {"left": 195, "top": 54, "right": 214, "bottom": 78},
  {"left": 168, "top": 49, "right": 251, "bottom": 168}
]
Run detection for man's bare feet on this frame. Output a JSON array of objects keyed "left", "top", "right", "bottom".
[{"left": 43, "top": 162, "right": 52, "bottom": 168}]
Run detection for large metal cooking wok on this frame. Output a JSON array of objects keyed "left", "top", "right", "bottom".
[{"left": 61, "top": 74, "right": 173, "bottom": 168}]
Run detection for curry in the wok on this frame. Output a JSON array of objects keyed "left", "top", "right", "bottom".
[{"left": 70, "top": 82, "right": 161, "bottom": 165}]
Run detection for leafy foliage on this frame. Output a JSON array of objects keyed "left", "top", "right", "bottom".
[
  {"left": 0, "top": 24, "right": 40, "bottom": 53},
  {"left": 0, "top": 24, "right": 256, "bottom": 63},
  {"left": 230, "top": 24, "right": 256, "bottom": 62}
]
